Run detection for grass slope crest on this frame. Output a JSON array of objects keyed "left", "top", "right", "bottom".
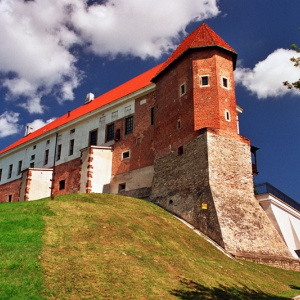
[{"left": 0, "top": 193, "right": 299, "bottom": 299}]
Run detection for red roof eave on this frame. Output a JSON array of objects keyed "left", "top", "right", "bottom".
[{"left": 0, "top": 63, "right": 164, "bottom": 156}]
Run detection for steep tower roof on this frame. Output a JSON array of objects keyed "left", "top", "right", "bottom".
[{"left": 152, "top": 23, "right": 237, "bottom": 81}]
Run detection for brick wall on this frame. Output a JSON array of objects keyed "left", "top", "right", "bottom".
[
  {"left": 112, "top": 92, "right": 156, "bottom": 176},
  {"left": 52, "top": 158, "right": 81, "bottom": 196},
  {"left": 0, "top": 178, "right": 22, "bottom": 203},
  {"left": 152, "top": 48, "right": 239, "bottom": 159}
]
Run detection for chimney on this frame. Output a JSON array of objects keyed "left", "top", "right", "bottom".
[
  {"left": 85, "top": 93, "right": 95, "bottom": 104},
  {"left": 25, "top": 125, "right": 34, "bottom": 136}
]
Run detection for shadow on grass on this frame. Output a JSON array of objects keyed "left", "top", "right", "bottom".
[{"left": 170, "top": 278, "right": 288, "bottom": 300}]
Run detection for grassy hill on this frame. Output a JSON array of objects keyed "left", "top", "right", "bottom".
[{"left": 0, "top": 193, "right": 299, "bottom": 299}]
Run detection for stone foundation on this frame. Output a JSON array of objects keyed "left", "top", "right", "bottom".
[{"left": 151, "top": 130, "right": 295, "bottom": 265}]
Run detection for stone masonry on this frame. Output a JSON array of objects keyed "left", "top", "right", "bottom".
[{"left": 151, "top": 129, "right": 296, "bottom": 269}]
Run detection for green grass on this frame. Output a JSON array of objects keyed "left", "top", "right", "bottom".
[
  {"left": 0, "top": 193, "right": 299, "bottom": 299},
  {"left": 0, "top": 199, "right": 52, "bottom": 300}
]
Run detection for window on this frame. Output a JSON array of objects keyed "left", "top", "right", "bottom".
[
  {"left": 17, "top": 160, "right": 22, "bottom": 175},
  {"left": 59, "top": 180, "right": 65, "bottom": 190},
  {"left": 150, "top": 107, "right": 154, "bottom": 126},
  {"left": 8, "top": 164, "right": 13, "bottom": 179},
  {"left": 44, "top": 150, "right": 49, "bottom": 165},
  {"left": 33, "top": 145, "right": 36, "bottom": 150},
  {"left": 69, "top": 139, "right": 75, "bottom": 156},
  {"left": 89, "top": 129, "right": 98, "bottom": 146},
  {"left": 125, "top": 116, "right": 133, "bottom": 135},
  {"left": 0, "top": 169, "right": 2, "bottom": 181},
  {"left": 178, "top": 146, "right": 184, "bottom": 156},
  {"left": 56, "top": 144, "right": 62, "bottom": 161},
  {"left": 225, "top": 110, "right": 231, "bottom": 122},
  {"left": 118, "top": 183, "right": 126, "bottom": 193},
  {"left": 30, "top": 162, "right": 34, "bottom": 168},
  {"left": 46, "top": 140, "right": 50, "bottom": 145},
  {"left": 200, "top": 76, "right": 209, "bottom": 86},
  {"left": 70, "top": 128, "right": 75, "bottom": 134},
  {"left": 180, "top": 83, "right": 186, "bottom": 96},
  {"left": 222, "top": 77, "right": 229, "bottom": 88},
  {"left": 177, "top": 119, "right": 181, "bottom": 129},
  {"left": 31, "top": 154, "right": 35, "bottom": 161},
  {"left": 106, "top": 123, "right": 114, "bottom": 141},
  {"left": 122, "top": 150, "right": 131, "bottom": 160}
]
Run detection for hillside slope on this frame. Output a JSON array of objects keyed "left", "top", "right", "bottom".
[{"left": 0, "top": 193, "right": 299, "bottom": 299}]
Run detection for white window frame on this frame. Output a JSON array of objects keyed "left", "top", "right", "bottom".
[
  {"left": 225, "top": 110, "right": 231, "bottom": 122},
  {"left": 121, "top": 150, "right": 131, "bottom": 160},
  {"left": 200, "top": 75, "right": 209, "bottom": 87},
  {"left": 179, "top": 83, "right": 186, "bottom": 96},
  {"left": 221, "top": 76, "right": 229, "bottom": 89}
]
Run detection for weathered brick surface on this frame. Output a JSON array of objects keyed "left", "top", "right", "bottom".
[
  {"left": 112, "top": 92, "right": 156, "bottom": 176},
  {"left": 151, "top": 130, "right": 294, "bottom": 263},
  {"left": 0, "top": 178, "right": 21, "bottom": 202},
  {"left": 52, "top": 158, "right": 81, "bottom": 196}
]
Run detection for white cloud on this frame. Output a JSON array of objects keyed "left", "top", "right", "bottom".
[
  {"left": 26, "top": 117, "right": 57, "bottom": 133},
  {"left": 235, "top": 49, "right": 300, "bottom": 99},
  {"left": 0, "top": 111, "right": 22, "bottom": 137},
  {"left": 71, "top": 0, "right": 220, "bottom": 58},
  {"left": 0, "top": 0, "right": 219, "bottom": 115},
  {"left": 0, "top": 0, "right": 81, "bottom": 114}
]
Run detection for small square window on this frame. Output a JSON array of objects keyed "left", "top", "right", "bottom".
[
  {"left": 118, "top": 183, "right": 126, "bottom": 193},
  {"left": 33, "top": 145, "right": 36, "bottom": 150},
  {"left": 222, "top": 77, "right": 229, "bottom": 88},
  {"left": 46, "top": 140, "right": 50, "bottom": 145},
  {"left": 201, "top": 76, "right": 209, "bottom": 86},
  {"left": 122, "top": 150, "right": 131, "bottom": 160},
  {"left": 30, "top": 162, "right": 34, "bottom": 168},
  {"left": 59, "top": 180, "right": 65, "bottom": 190},
  {"left": 70, "top": 128, "right": 75, "bottom": 134},
  {"left": 31, "top": 155, "right": 35, "bottom": 161}
]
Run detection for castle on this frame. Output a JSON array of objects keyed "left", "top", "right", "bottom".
[{"left": 0, "top": 24, "right": 299, "bottom": 270}]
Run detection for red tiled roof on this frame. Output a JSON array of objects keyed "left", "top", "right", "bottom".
[
  {"left": 152, "top": 23, "right": 237, "bottom": 81},
  {"left": 0, "top": 63, "right": 163, "bottom": 155}
]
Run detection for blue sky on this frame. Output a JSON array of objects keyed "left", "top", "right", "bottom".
[{"left": 0, "top": 0, "right": 299, "bottom": 201}]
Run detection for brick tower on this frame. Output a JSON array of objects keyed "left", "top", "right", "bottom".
[{"left": 150, "top": 24, "right": 295, "bottom": 268}]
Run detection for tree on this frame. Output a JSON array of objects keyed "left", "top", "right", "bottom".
[{"left": 283, "top": 44, "right": 300, "bottom": 91}]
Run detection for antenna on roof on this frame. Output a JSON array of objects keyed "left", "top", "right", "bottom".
[
  {"left": 25, "top": 126, "right": 33, "bottom": 136},
  {"left": 85, "top": 93, "right": 94, "bottom": 104}
]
